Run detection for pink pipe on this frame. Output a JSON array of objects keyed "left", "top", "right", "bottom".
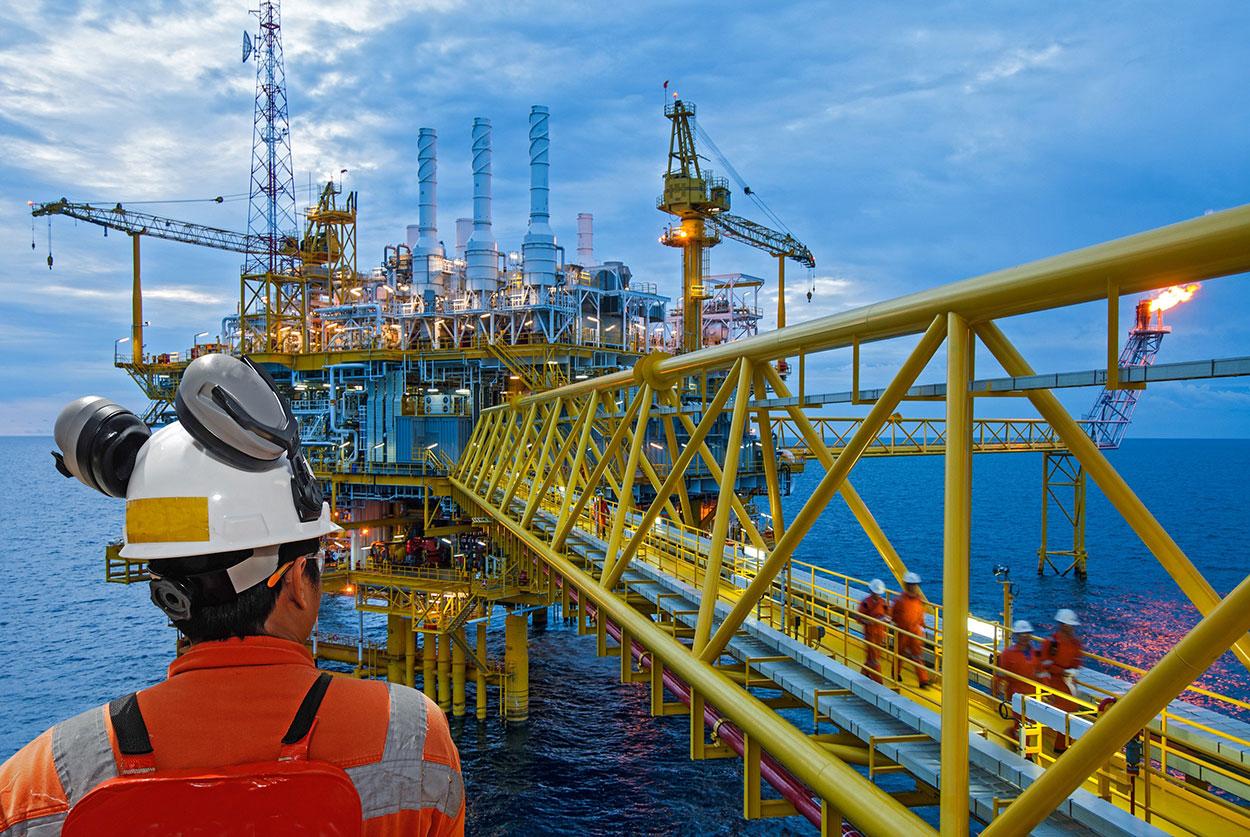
[{"left": 566, "top": 588, "right": 862, "bottom": 836}]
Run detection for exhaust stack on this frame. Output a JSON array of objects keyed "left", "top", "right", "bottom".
[
  {"left": 465, "top": 117, "right": 498, "bottom": 297},
  {"left": 413, "top": 127, "right": 444, "bottom": 296},
  {"left": 522, "top": 105, "right": 557, "bottom": 288},
  {"left": 577, "top": 213, "right": 594, "bottom": 266}
]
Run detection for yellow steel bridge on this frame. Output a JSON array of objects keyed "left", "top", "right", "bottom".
[{"left": 440, "top": 204, "right": 1250, "bottom": 836}]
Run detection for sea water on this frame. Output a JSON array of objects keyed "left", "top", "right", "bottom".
[{"left": 1, "top": 436, "right": 1246, "bottom": 835}]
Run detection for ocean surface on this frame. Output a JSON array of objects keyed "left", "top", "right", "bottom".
[{"left": 1, "top": 435, "right": 1247, "bottom": 835}]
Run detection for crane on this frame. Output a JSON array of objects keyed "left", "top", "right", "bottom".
[
  {"left": 31, "top": 198, "right": 256, "bottom": 366},
  {"left": 657, "top": 98, "right": 814, "bottom": 356}
]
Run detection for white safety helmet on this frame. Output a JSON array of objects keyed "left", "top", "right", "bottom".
[
  {"left": 903, "top": 571, "right": 921, "bottom": 585},
  {"left": 121, "top": 421, "right": 337, "bottom": 560},
  {"left": 1012, "top": 619, "right": 1034, "bottom": 635},
  {"left": 1055, "top": 608, "right": 1081, "bottom": 627},
  {"left": 54, "top": 355, "right": 340, "bottom": 619},
  {"left": 869, "top": 579, "right": 886, "bottom": 595}
]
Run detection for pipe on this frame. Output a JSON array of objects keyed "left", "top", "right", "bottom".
[
  {"left": 522, "top": 105, "right": 557, "bottom": 288},
  {"left": 465, "top": 118, "right": 498, "bottom": 297},
  {"left": 455, "top": 218, "right": 472, "bottom": 262},
  {"left": 577, "top": 213, "right": 594, "bottom": 266},
  {"left": 570, "top": 588, "right": 864, "bottom": 836}
]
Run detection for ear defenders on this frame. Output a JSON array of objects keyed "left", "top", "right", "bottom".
[{"left": 52, "top": 396, "right": 151, "bottom": 498}]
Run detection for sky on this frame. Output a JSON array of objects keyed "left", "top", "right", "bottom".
[{"left": 1, "top": 0, "right": 1249, "bottom": 435}]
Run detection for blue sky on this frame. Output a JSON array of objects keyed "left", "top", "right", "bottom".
[{"left": 2, "top": 0, "right": 1248, "bottom": 435}]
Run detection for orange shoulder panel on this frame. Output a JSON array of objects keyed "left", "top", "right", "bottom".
[{"left": 0, "top": 729, "right": 69, "bottom": 831}]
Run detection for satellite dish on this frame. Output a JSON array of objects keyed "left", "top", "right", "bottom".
[{"left": 242, "top": 31, "right": 253, "bottom": 63}]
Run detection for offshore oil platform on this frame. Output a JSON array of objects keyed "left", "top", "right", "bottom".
[{"left": 32, "top": 2, "right": 1250, "bottom": 835}]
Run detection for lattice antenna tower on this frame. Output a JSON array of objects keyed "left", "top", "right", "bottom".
[
  {"left": 245, "top": 0, "right": 296, "bottom": 275},
  {"left": 240, "top": 0, "right": 302, "bottom": 352}
]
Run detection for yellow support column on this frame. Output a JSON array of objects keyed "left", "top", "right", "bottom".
[
  {"left": 476, "top": 603, "right": 489, "bottom": 721},
  {"left": 404, "top": 619, "right": 416, "bottom": 689},
  {"left": 437, "top": 631, "right": 452, "bottom": 712},
  {"left": 505, "top": 611, "right": 529, "bottom": 724},
  {"left": 386, "top": 615, "right": 404, "bottom": 683},
  {"left": 422, "top": 632, "right": 437, "bottom": 701},
  {"left": 452, "top": 629, "right": 467, "bottom": 718},
  {"left": 941, "top": 312, "right": 972, "bottom": 837}
]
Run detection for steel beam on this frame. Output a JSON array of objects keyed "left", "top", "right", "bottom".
[
  {"left": 694, "top": 360, "right": 754, "bottom": 652},
  {"left": 941, "top": 312, "right": 972, "bottom": 837}
]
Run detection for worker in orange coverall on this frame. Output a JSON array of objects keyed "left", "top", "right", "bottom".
[
  {"left": 994, "top": 619, "right": 1042, "bottom": 739},
  {"left": 1039, "top": 608, "right": 1085, "bottom": 753},
  {"left": 890, "top": 572, "right": 930, "bottom": 688},
  {"left": 0, "top": 356, "right": 464, "bottom": 837},
  {"left": 857, "top": 579, "right": 890, "bottom": 684}
]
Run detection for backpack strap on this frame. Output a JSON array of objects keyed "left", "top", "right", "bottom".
[
  {"left": 279, "top": 672, "right": 333, "bottom": 761},
  {"left": 108, "top": 693, "right": 156, "bottom": 775}
]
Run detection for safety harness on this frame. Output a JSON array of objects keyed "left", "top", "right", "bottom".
[{"left": 63, "top": 672, "right": 364, "bottom": 837}]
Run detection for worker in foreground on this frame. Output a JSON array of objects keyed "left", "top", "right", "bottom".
[
  {"left": 994, "top": 619, "right": 1042, "bottom": 741},
  {"left": 1040, "top": 608, "right": 1085, "bottom": 753},
  {"left": 890, "top": 572, "right": 930, "bottom": 689},
  {"left": 0, "top": 355, "right": 464, "bottom": 836},
  {"left": 856, "top": 579, "right": 889, "bottom": 684}
]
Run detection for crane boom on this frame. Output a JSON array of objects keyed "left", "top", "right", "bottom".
[
  {"left": 31, "top": 199, "right": 254, "bottom": 253},
  {"left": 706, "top": 212, "right": 815, "bottom": 268}
]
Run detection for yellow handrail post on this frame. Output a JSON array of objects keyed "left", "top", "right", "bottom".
[{"left": 600, "top": 385, "right": 654, "bottom": 585}]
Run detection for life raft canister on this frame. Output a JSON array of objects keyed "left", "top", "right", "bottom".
[{"left": 63, "top": 672, "right": 363, "bottom": 837}]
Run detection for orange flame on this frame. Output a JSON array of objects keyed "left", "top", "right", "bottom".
[{"left": 1149, "top": 283, "right": 1200, "bottom": 312}]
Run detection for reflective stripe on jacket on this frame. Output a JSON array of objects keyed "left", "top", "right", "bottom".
[{"left": 0, "top": 636, "right": 464, "bottom": 836}]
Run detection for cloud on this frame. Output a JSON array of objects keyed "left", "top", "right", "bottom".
[{"left": 43, "top": 285, "right": 228, "bottom": 306}]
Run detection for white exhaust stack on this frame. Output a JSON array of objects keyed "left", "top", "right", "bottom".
[
  {"left": 577, "top": 213, "right": 594, "bottom": 266},
  {"left": 465, "top": 117, "right": 498, "bottom": 297},
  {"left": 413, "top": 127, "right": 444, "bottom": 296},
  {"left": 522, "top": 105, "right": 557, "bottom": 288}
]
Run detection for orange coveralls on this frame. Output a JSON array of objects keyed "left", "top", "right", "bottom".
[
  {"left": 857, "top": 593, "right": 889, "bottom": 684},
  {"left": 891, "top": 592, "right": 929, "bottom": 687},
  {"left": 994, "top": 643, "right": 1041, "bottom": 737},
  {"left": 1039, "top": 630, "right": 1084, "bottom": 751},
  {"left": 0, "top": 636, "right": 465, "bottom": 836}
]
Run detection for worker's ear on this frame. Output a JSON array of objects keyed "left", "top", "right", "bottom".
[{"left": 284, "top": 554, "right": 313, "bottom": 610}]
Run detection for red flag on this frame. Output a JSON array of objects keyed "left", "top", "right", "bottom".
[{"left": 663, "top": 80, "right": 669, "bottom": 89}]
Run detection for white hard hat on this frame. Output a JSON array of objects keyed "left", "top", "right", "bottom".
[
  {"left": 869, "top": 579, "right": 886, "bottom": 595},
  {"left": 1055, "top": 608, "right": 1081, "bottom": 627},
  {"left": 121, "top": 422, "right": 338, "bottom": 560},
  {"left": 903, "top": 571, "right": 921, "bottom": 585},
  {"left": 1012, "top": 619, "right": 1034, "bottom": 635}
]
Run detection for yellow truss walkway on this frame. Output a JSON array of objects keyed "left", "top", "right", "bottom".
[{"left": 449, "top": 202, "right": 1250, "bottom": 836}]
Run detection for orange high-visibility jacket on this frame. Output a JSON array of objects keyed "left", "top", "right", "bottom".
[
  {"left": 890, "top": 592, "right": 926, "bottom": 635},
  {"left": 857, "top": 593, "right": 888, "bottom": 644},
  {"left": 1039, "top": 631, "right": 1084, "bottom": 672},
  {"left": 0, "top": 636, "right": 465, "bottom": 836}
]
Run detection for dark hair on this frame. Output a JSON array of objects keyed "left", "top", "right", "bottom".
[{"left": 151, "top": 540, "right": 321, "bottom": 643}]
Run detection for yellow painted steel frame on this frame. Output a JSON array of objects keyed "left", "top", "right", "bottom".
[{"left": 454, "top": 202, "right": 1250, "bottom": 835}]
